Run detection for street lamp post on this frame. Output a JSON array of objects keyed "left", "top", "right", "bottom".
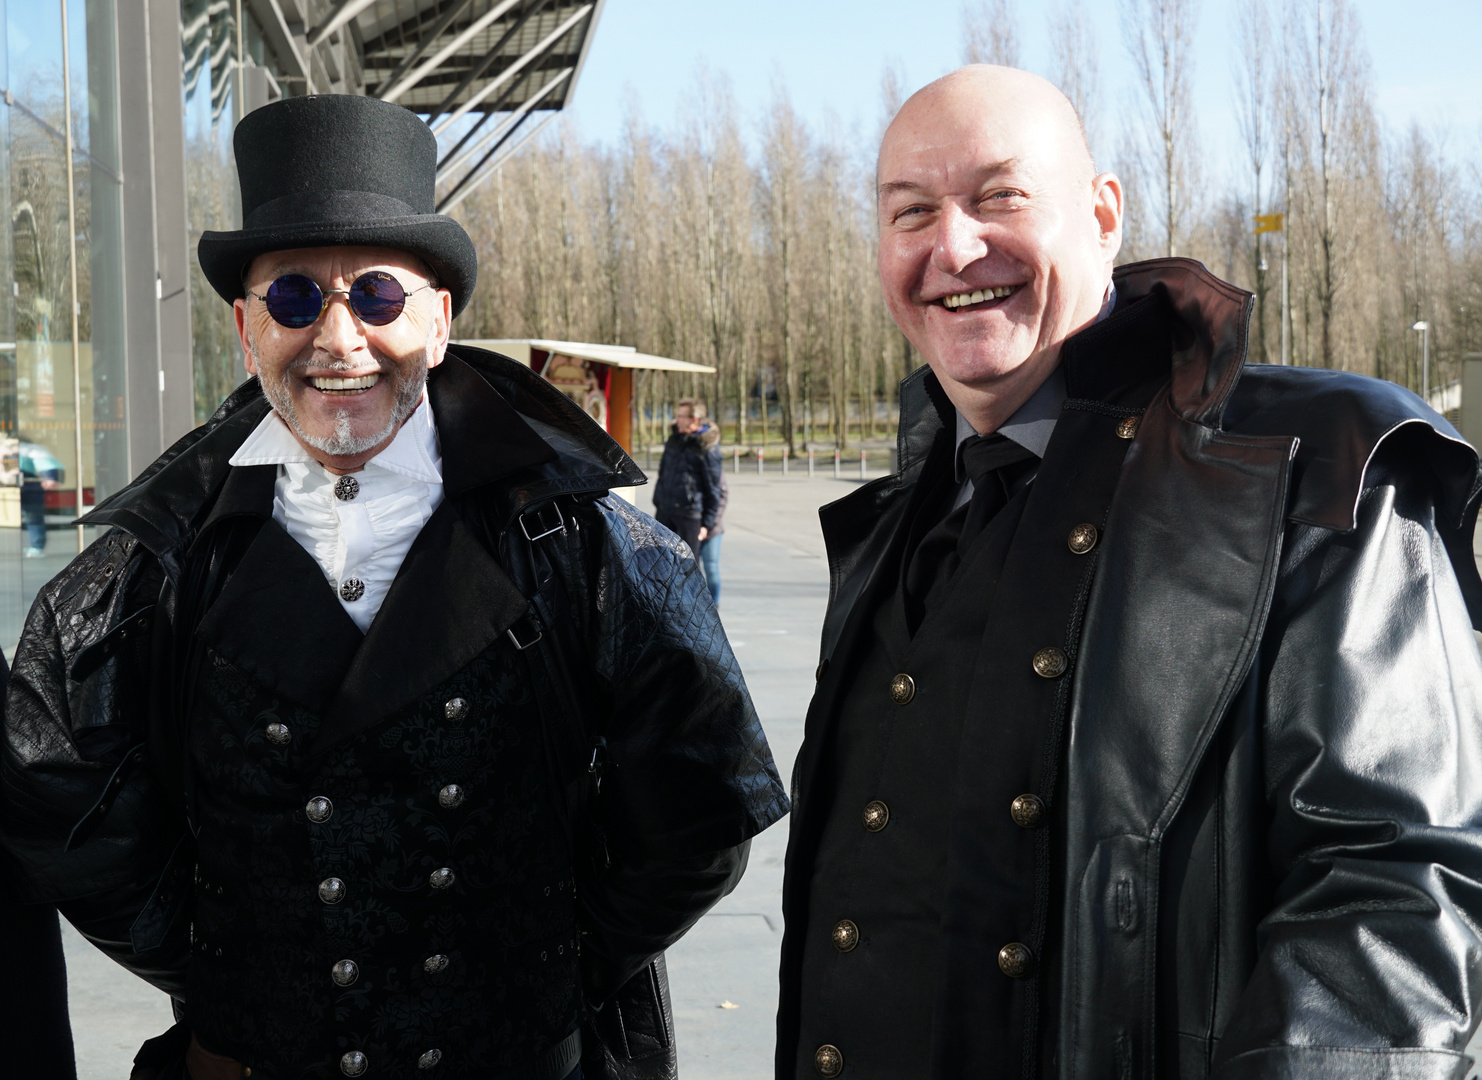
[{"left": 1412, "top": 321, "right": 1430, "bottom": 404}]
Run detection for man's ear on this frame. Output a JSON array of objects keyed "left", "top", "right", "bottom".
[
  {"left": 427, "top": 289, "right": 453, "bottom": 369},
  {"left": 234, "top": 298, "right": 257, "bottom": 375},
  {"left": 1093, "top": 172, "right": 1124, "bottom": 261}
]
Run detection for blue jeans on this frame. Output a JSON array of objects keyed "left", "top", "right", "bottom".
[{"left": 699, "top": 532, "right": 722, "bottom": 604}]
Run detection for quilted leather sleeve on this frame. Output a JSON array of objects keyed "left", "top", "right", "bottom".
[
  {"left": 578, "top": 496, "right": 789, "bottom": 861},
  {"left": 0, "top": 530, "right": 189, "bottom": 994}
]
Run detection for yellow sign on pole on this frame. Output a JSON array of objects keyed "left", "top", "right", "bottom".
[{"left": 1254, "top": 213, "right": 1285, "bottom": 234}]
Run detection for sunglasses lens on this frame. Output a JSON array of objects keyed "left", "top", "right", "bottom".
[
  {"left": 264, "top": 275, "right": 324, "bottom": 329},
  {"left": 349, "top": 272, "right": 407, "bottom": 326}
]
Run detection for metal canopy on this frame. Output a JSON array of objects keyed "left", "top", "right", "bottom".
[{"left": 248, "top": 0, "right": 605, "bottom": 211}]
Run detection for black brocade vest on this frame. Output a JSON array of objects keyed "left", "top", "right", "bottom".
[{"left": 180, "top": 466, "right": 580, "bottom": 1080}]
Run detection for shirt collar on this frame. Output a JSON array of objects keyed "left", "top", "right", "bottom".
[
  {"left": 952, "top": 280, "right": 1115, "bottom": 482},
  {"left": 228, "top": 396, "right": 442, "bottom": 486}
]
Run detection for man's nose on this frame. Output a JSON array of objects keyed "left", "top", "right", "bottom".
[
  {"left": 313, "top": 293, "right": 366, "bottom": 357},
  {"left": 930, "top": 202, "right": 989, "bottom": 277}
]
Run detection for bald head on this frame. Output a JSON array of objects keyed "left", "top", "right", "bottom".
[
  {"left": 874, "top": 64, "right": 1122, "bottom": 435},
  {"left": 877, "top": 64, "right": 1090, "bottom": 192}
]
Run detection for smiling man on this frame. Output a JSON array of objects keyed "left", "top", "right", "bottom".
[
  {"left": 776, "top": 66, "right": 1482, "bottom": 1079},
  {"left": 0, "top": 95, "right": 788, "bottom": 1080}
]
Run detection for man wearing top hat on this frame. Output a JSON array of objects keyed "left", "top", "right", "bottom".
[{"left": 0, "top": 95, "right": 788, "bottom": 1079}]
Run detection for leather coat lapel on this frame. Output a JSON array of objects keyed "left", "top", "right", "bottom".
[
  {"left": 309, "top": 500, "right": 528, "bottom": 759},
  {"left": 193, "top": 465, "right": 364, "bottom": 715}
]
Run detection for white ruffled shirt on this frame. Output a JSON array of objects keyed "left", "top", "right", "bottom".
[{"left": 228, "top": 400, "right": 444, "bottom": 632}]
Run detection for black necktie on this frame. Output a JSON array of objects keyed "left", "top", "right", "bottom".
[{"left": 903, "top": 433, "right": 1038, "bottom": 626}]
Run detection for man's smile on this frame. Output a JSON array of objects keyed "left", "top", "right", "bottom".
[
  {"left": 307, "top": 373, "right": 382, "bottom": 394},
  {"left": 937, "top": 284, "right": 1022, "bottom": 311}
]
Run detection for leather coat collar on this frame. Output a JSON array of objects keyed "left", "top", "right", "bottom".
[{"left": 82, "top": 345, "right": 644, "bottom": 581}]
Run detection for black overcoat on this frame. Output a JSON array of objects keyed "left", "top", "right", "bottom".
[
  {"left": 779, "top": 259, "right": 1482, "bottom": 1079},
  {"left": 0, "top": 346, "right": 788, "bottom": 1072}
]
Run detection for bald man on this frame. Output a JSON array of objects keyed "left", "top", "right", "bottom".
[{"left": 777, "top": 66, "right": 1482, "bottom": 1080}]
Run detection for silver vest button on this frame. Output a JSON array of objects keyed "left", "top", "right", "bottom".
[
  {"left": 339, "top": 578, "right": 365, "bottom": 602},
  {"left": 334, "top": 475, "right": 360, "bottom": 501},
  {"left": 444, "top": 697, "right": 469, "bottom": 722},
  {"left": 423, "top": 953, "right": 450, "bottom": 974},
  {"left": 429, "top": 867, "right": 456, "bottom": 890},
  {"left": 265, "top": 722, "right": 290, "bottom": 745},
  {"left": 438, "top": 784, "right": 465, "bottom": 809},
  {"left": 418, "top": 1048, "right": 443, "bottom": 1069},
  {"left": 340, "top": 1050, "right": 368, "bottom": 1076},
  {"left": 331, "top": 959, "right": 359, "bottom": 986},
  {"left": 306, "top": 796, "right": 333, "bottom": 823},
  {"left": 318, "top": 877, "right": 346, "bottom": 904}
]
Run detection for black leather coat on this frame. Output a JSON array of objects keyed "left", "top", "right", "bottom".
[
  {"left": 0, "top": 346, "right": 789, "bottom": 1028},
  {"left": 779, "top": 259, "right": 1482, "bottom": 1079}
]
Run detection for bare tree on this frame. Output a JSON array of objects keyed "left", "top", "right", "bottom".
[
  {"left": 1047, "top": 1, "right": 1101, "bottom": 158},
  {"left": 759, "top": 85, "right": 810, "bottom": 453},
  {"left": 962, "top": 0, "right": 1021, "bottom": 67},
  {"left": 1121, "top": 0, "right": 1199, "bottom": 258},
  {"left": 1234, "top": 0, "right": 1272, "bottom": 362}
]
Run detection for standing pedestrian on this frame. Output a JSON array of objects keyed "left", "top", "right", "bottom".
[
  {"left": 699, "top": 467, "right": 728, "bottom": 605},
  {"left": 652, "top": 398, "right": 721, "bottom": 560},
  {"left": 778, "top": 65, "right": 1482, "bottom": 1079},
  {"left": 0, "top": 95, "right": 788, "bottom": 1080}
]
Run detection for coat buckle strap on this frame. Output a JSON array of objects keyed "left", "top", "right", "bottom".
[
  {"left": 506, "top": 612, "right": 544, "bottom": 651},
  {"left": 519, "top": 502, "right": 567, "bottom": 542}
]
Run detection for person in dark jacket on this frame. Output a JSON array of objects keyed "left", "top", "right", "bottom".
[
  {"left": 652, "top": 398, "right": 722, "bottom": 558},
  {"left": 778, "top": 65, "right": 1482, "bottom": 1080},
  {"left": 0, "top": 95, "right": 788, "bottom": 1080}
]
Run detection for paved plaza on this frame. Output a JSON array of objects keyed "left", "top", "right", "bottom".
[{"left": 58, "top": 468, "right": 875, "bottom": 1078}]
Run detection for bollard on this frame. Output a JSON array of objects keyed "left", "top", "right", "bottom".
[
  {"left": 833, "top": 449, "right": 841, "bottom": 479},
  {"left": 757, "top": 447, "right": 764, "bottom": 475},
  {"left": 733, "top": 447, "right": 740, "bottom": 474},
  {"left": 860, "top": 449, "right": 867, "bottom": 478},
  {"left": 783, "top": 447, "right": 789, "bottom": 476},
  {"left": 808, "top": 449, "right": 815, "bottom": 477}
]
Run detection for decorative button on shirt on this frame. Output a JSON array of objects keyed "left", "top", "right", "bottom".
[{"left": 228, "top": 398, "right": 444, "bottom": 631}]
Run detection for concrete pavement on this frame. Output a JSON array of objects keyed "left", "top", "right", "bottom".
[{"left": 59, "top": 470, "right": 864, "bottom": 1078}]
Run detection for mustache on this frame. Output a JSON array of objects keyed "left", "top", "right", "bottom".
[{"left": 281, "top": 348, "right": 397, "bottom": 378}]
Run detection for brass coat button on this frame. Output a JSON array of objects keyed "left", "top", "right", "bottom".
[
  {"left": 334, "top": 475, "right": 360, "bottom": 501},
  {"left": 862, "top": 800, "right": 890, "bottom": 832},
  {"left": 318, "top": 877, "right": 346, "bottom": 904},
  {"left": 816, "top": 658, "right": 829, "bottom": 681},
  {"left": 265, "top": 722, "right": 290, "bottom": 745},
  {"left": 305, "top": 796, "right": 333, "bottom": 823},
  {"left": 1116, "top": 416, "right": 1140, "bottom": 439},
  {"left": 331, "top": 959, "right": 359, "bottom": 986},
  {"left": 444, "top": 697, "right": 469, "bottom": 722},
  {"left": 998, "top": 942, "right": 1034, "bottom": 978},
  {"left": 1010, "top": 794, "right": 1046, "bottom": 829},
  {"left": 831, "top": 919, "right": 859, "bottom": 952},
  {"left": 1067, "top": 523, "right": 1098, "bottom": 554},
  {"left": 1032, "top": 647, "right": 1068, "bottom": 679},
  {"left": 429, "top": 867, "right": 456, "bottom": 889},
  {"left": 339, "top": 578, "right": 365, "bottom": 602},
  {"left": 890, "top": 673, "right": 916, "bottom": 704},
  {"left": 814, "top": 1044, "right": 844, "bottom": 1077},
  {"left": 438, "top": 784, "right": 465, "bottom": 809},
  {"left": 340, "top": 1051, "right": 368, "bottom": 1077}
]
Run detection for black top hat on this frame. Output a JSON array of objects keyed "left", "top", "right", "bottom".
[{"left": 197, "top": 95, "right": 478, "bottom": 317}]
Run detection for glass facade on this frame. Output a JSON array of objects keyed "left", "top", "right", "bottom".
[{"left": 0, "top": 0, "right": 124, "bottom": 653}]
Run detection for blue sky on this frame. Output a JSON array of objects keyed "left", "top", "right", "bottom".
[{"left": 566, "top": 0, "right": 1482, "bottom": 178}]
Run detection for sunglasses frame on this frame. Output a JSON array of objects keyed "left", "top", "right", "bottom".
[{"left": 246, "top": 270, "right": 439, "bottom": 329}]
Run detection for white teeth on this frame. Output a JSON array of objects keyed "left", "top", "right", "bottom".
[
  {"left": 310, "top": 373, "right": 380, "bottom": 391},
  {"left": 942, "top": 285, "right": 1016, "bottom": 309}
]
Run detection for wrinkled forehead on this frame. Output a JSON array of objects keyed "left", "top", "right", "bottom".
[{"left": 247, "top": 245, "right": 432, "bottom": 286}]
